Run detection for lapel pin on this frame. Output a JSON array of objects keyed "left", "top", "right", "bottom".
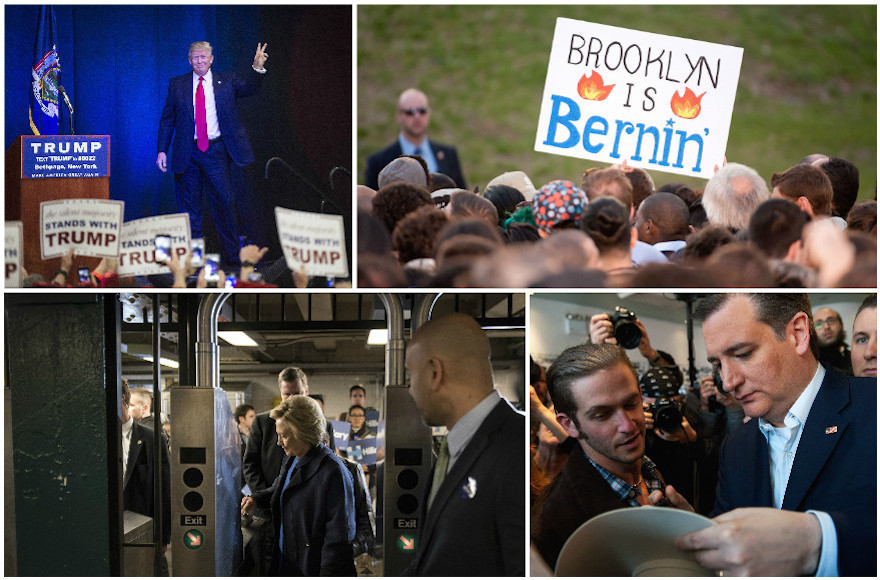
[
  {"left": 825, "top": 426, "right": 837, "bottom": 435},
  {"left": 137, "top": 439, "right": 142, "bottom": 445}
]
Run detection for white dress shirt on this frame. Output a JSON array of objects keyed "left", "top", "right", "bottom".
[
  {"left": 192, "top": 69, "right": 220, "bottom": 140},
  {"left": 121, "top": 416, "right": 133, "bottom": 475}
]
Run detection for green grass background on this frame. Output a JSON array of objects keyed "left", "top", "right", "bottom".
[{"left": 358, "top": 5, "right": 876, "bottom": 198}]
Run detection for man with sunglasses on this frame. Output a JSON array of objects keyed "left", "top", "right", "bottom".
[{"left": 364, "top": 88, "right": 466, "bottom": 190}]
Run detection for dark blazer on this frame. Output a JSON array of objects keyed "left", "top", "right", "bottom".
[
  {"left": 364, "top": 139, "right": 466, "bottom": 190},
  {"left": 714, "top": 368, "right": 876, "bottom": 577},
  {"left": 122, "top": 421, "right": 171, "bottom": 545},
  {"left": 242, "top": 411, "right": 283, "bottom": 493},
  {"left": 253, "top": 444, "right": 357, "bottom": 576},
  {"left": 157, "top": 68, "right": 265, "bottom": 174},
  {"left": 403, "top": 398, "right": 525, "bottom": 576},
  {"left": 531, "top": 445, "right": 668, "bottom": 570}
]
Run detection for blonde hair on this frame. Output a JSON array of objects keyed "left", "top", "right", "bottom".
[
  {"left": 188, "top": 41, "right": 213, "bottom": 56},
  {"left": 269, "top": 395, "right": 325, "bottom": 447}
]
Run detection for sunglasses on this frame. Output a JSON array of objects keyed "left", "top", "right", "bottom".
[{"left": 400, "top": 107, "right": 429, "bottom": 116}]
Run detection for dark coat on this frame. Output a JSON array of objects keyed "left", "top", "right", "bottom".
[
  {"left": 254, "top": 444, "right": 356, "bottom": 576},
  {"left": 242, "top": 411, "right": 283, "bottom": 493},
  {"left": 122, "top": 421, "right": 171, "bottom": 545},
  {"left": 714, "top": 368, "right": 876, "bottom": 577},
  {"left": 403, "top": 398, "right": 525, "bottom": 576},
  {"left": 157, "top": 68, "right": 265, "bottom": 174},
  {"left": 364, "top": 139, "right": 466, "bottom": 190},
  {"left": 531, "top": 445, "right": 668, "bottom": 570}
]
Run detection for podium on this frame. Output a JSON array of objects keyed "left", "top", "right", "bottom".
[{"left": 6, "top": 135, "right": 110, "bottom": 282}]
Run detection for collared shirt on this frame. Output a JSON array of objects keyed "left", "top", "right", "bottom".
[
  {"left": 585, "top": 452, "right": 664, "bottom": 506},
  {"left": 631, "top": 240, "right": 668, "bottom": 267},
  {"left": 652, "top": 240, "right": 687, "bottom": 256},
  {"left": 757, "top": 363, "right": 837, "bottom": 576},
  {"left": 121, "top": 416, "right": 133, "bottom": 475},
  {"left": 398, "top": 133, "right": 438, "bottom": 173},
  {"left": 192, "top": 70, "right": 220, "bottom": 140},
  {"left": 444, "top": 390, "right": 503, "bottom": 475}
]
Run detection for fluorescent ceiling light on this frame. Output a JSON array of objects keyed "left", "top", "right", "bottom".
[
  {"left": 367, "top": 329, "right": 388, "bottom": 345},
  {"left": 218, "top": 331, "right": 258, "bottom": 347},
  {"left": 140, "top": 355, "right": 180, "bottom": 369}
]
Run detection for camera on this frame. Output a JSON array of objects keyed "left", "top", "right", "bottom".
[
  {"left": 609, "top": 306, "right": 642, "bottom": 349},
  {"left": 650, "top": 399, "right": 683, "bottom": 433}
]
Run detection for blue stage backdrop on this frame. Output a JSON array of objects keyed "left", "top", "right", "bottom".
[{"left": 5, "top": 5, "right": 352, "bottom": 275}]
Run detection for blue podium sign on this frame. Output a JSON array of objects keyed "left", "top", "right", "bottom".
[{"left": 21, "top": 135, "right": 110, "bottom": 178}]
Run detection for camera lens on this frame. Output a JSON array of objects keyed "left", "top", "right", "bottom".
[
  {"left": 613, "top": 322, "right": 642, "bottom": 349},
  {"left": 654, "top": 404, "right": 683, "bottom": 433}
]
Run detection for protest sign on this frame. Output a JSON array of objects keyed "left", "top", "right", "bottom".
[
  {"left": 40, "top": 199, "right": 124, "bottom": 259},
  {"left": 117, "top": 213, "right": 191, "bottom": 277},
  {"left": 6, "top": 222, "right": 23, "bottom": 288},
  {"left": 365, "top": 409, "right": 380, "bottom": 432},
  {"left": 275, "top": 208, "right": 349, "bottom": 278},
  {"left": 536, "top": 18, "right": 743, "bottom": 179}
]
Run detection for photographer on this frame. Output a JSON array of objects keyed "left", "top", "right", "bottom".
[{"left": 590, "top": 309, "right": 677, "bottom": 368}]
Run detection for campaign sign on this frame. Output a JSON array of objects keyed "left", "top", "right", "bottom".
[
  {"left": 40, "top": 199, "right": 124, "bottom": 259},
  {"left": 365, "top": 409, "right": 380, "bottom": 431},
  {"left": 348, "top": 434, "right": 378, "bottom": 466},
  {"left": 275, "top": 208, "right": 349, "bottom": 278},
  {"left": 117, "top": 213, "right": 191, "bottom": 277},
  {"left": 22, "top": 135, "right": 110, "bottom": 178},
  {"left": 5, "top": 221, "right": 24, "bottom": 288},
  {"left": 535, "top": 18, "right": 743, "bottom": 179},
  {"left": 332, "top": 420, "right": 351, "bottom": 451}
]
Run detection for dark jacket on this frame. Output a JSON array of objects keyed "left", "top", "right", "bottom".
[
  {"left": 532, "top": 445, "right": 668, "bottom": 570},
  {"left": 242, "top": 411, "right": 283, "bottom": 492},
  {"left": 157, "top": 68, "right": 265, "bottom": 174},
  {"left": 714, "top": 368, "right": 876, "bottom": 577},
  {"left": 122, "top": 421, "right": 171, "bottom": 545},
  {"left": 364, "top": 139, "right": 466, "bottom": 190},
  {"left": 403, "top": 398, "right": 525, "bottom": 576},
  {"left": 253, "top": 444, "right": 356, "bottom": 576}
]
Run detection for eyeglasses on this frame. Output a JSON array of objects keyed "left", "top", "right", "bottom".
[
  {"left": 400, "top": 107, "right": 429, "bottom": 116},
  {"left": 814, "top": 317, "right": 840, "bottom": 329},
  {"left": 349, "top": 414, "right": 365, "bottom": 418}
]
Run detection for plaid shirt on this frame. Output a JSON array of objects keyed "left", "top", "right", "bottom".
[{"left": 585, "top": 453, "right": 664, "bottom": 507}]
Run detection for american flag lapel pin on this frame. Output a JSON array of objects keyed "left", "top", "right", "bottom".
[{"left": 825, "top": 426, "right": 838, "bottom": 435}]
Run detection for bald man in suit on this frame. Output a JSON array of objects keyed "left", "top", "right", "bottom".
[{"left": 402, "top": 313, "right": 525, "bottom": 576}]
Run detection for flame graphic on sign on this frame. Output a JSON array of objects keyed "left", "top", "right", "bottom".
[
  {"left": 577, "top": 71, "right": 615, "bottom": 101},
  {"left": 670, "top": 87, "right": 707, "bottom": 119}
]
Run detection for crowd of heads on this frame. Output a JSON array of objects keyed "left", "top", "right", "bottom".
[{"left": 359, "top": 153, "right": 875, "bottom": 288}]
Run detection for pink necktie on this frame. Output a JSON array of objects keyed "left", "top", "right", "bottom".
[{"left": 196, "top": 77, "right": 208, "bottom": 152}]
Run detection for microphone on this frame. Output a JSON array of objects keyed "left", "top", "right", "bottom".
[{"left": 59, "top": 85, "right": 73, "bottom": 113}]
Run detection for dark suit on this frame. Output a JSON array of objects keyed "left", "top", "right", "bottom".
[
  {"left": 403, "top": 398, "right": 525, "bottom": 576},
  {"left": 364, "top": 139, "right": 466, "bottom": 190},
  {"left": 531, "top": 446, "right": 669, "bottom": 570},
  {"left": 123, "top": 421, "right": 171, "bottom": 546},
  {"left": 242, "top": 411, "right": 283, "bottom": 492},
  {"left": 157, "top": 67, "right": 265, "bottom": 265},
  {"left": 714, "top": 368, "right": 876, "bottom": 576},
  {"left": 253, "top": 445, "right": 357, "bottom": 576}
]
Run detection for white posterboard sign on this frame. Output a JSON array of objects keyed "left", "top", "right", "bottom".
[
  {"left": 275, "top": 208, "right": 349, "bottom": 278},
  {"left": 117, "top": 213, "right": 191, "bottom": 277},
  {"left": 535, "top": 18, "right": 743, "bottom": 179},
  {"left": 5, "top": 221, "right": 24, "bottom": 288},
  {"left": 40, "top": 199, "right": 125, "bottom": 259}
]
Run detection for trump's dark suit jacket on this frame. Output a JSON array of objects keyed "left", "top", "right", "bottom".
[
  {"left": 157, "top": 68, "right": 265, "bottom": 174},
  {"left": 714, "top": 367, "right": 876, "bottom": 576},
  {"left": 364, "top": 139, "right": 466, "bottom": 190},
  {"left": 403, "top": 398, "right": 525, "bottom": 576},
  {"left": 122, "top": 421, "right": 171, "bottom": 545}
]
